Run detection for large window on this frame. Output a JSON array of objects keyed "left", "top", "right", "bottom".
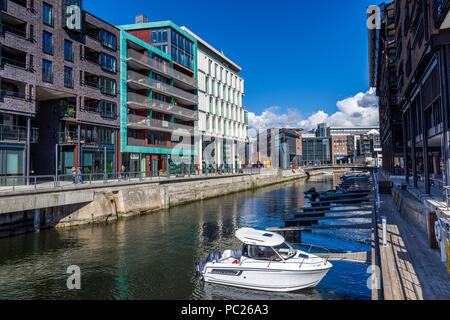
[
  {"left": 99, "top": 30, "right": 117, "bottom": 50},
  {"left": 99, "top": 101, "right": 117, "bottom": 119},
  {"left": 100, "top": 77, "right": 116, "bottom": 96},
  {"left": 170, "top": 29, "right": 194, "bottom": 70},
  {"left": 99, "top": 53, "right": 116, "bottom": 73},
  {"left": 42, "top": 60, "right": 52, "bottom": 83},
  {"left": 151, "top": 28, "right": 168, "bottom": 43},
  {"left": 43, "top": 3, "right": 53, "bottom": 26},
  {"left": 42, "top": 31, "right": 53, "bottom": 54}
]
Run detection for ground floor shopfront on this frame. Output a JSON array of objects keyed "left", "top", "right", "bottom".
[{"left": 198, "top": 135, "right": 245, "bottom": 172}]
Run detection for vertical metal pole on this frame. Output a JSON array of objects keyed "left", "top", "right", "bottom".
[
  {"left": 55, "top": 144, "right": 59, "bottom": 187},
  {"left": 26, "top": 116, "right": 30, "bottom": 186},
  {"left": 382, "top": 216, "right": 388, "bottom": 247},
  {"left": 104, "top": 146, "right": 107, "bottom": 182}
]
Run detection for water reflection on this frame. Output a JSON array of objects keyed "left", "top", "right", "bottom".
[{"left": 0, "top": 176, "right": 370, "bottom": 300}]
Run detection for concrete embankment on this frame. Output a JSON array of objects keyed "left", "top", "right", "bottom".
[{"left": 0, "top": 170, "right": 308, "bottom": 237}]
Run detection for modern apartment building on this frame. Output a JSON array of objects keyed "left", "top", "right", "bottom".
[
  {"left": 180, "top": 26, "right": 248, "bottom": 172},
  {"left": 370, "top": 0, "right": 450, "bottom": 194},
  {"left": 331, "top": 135, "right": 351, "bottom": 164},
  {"left": 0, "top": 0, "right": 120, "bottom": 180},
  {"left": 369, "top": 2, "right": 403, "bottom": 174},
  {"left": 118, "top": 16, "right": 198, "bottom": 175}
]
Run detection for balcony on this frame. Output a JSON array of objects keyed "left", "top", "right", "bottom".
[
  {"left": 127, "top": 114, "right": 195, "bottom": 135},
  {"left": 59, "top": 105, "right": 77, "bottom": 119},
  {"left": 0, "top": 124, "right": 38, "bottom": 143},
  {"left": 127, "top": 49, "right": 198, "bottom": 89},
  {"left": 127, "top": 92, "right": 198, "bottom": 121},
  {"left": 127, "top": 136, "right": 146, "bottom": 147},
  {"left": 57, "top": 131, "right": 78, "bottom": 144},
  {"left": 0, "top": 88, "right": 28, "bottom": 101},
  {"left": 127, "top": 70, "right": 198, "bottom": 105},
  {"left": 81, "top": 106, "right": 118, "bottom": 120}
]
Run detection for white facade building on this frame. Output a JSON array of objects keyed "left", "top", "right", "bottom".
[{"left": 181, "top": 27, "right": 248, "bottom": 171}]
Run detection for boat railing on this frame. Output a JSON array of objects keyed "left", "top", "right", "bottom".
[{"left": 293, "top": 243, "right": 332, "bottom": 267}]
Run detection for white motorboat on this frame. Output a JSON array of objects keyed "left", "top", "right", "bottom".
[{"left": 196, "top": 228, "right": 333, "bottom": 292}]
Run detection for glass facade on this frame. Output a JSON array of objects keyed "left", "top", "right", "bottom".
[{"left": 302, "top": 138, "right": 331, "bottom": 165}]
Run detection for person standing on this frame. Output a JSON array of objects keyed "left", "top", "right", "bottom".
[{"left": 71, "top": 166, "right": 77, "bottom": 184}]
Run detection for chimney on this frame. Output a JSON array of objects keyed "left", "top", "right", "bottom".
[{"left": 136, "top": 14, "right": 148, "bottom": 24}]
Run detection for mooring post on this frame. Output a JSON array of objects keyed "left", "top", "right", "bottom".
[{"left": 382, "top": 216, "right": 388, "bottom": 247}]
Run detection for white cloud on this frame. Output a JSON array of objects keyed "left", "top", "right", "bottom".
[{"left": 248, "top": 88, "right": 379, "bottom": 133}]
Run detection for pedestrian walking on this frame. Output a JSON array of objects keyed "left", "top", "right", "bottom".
[{"left": 76, "top": 167, "right": 83, "bottom": 184}]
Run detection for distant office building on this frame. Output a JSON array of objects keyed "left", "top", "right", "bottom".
[
  {"left": 302, "top": 136, "right": 331, "bottom": 166},
  {"left": 180, "top": 26, "right": 248, "bottom": 172},
  {"left": 279, "top": 128, "right": 303, "bottom": 169},
  {"left": 316, "top": 123, "right": 330, "bottom": 137}
]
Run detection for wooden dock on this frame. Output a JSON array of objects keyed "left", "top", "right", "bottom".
[
  {"left": 375, "top": 193, "right": 450, "bottom": 300},
  {"left": 316, "top": 251, "right": 371, "bottom": 264}
]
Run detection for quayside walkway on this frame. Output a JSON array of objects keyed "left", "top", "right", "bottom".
[{"left": 376, "top": 193, "right": 450, "bottom": 300}]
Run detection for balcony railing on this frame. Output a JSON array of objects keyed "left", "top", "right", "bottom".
[
  {"left": 127, "top": 114, "right": 195, "bottom": 134},
  {"left": 0, "top": 89, "right": 28, "bottom": 100},
  {"left": 127, "top": 92, "right": 198, "bottom": 120},
  {"left": 1, "top": 24, "right": 29, "bottom": 39},
  {"left": 127, "top": 49, "right": 198, "bottom": 88},
  {"left": 57, "top": 131, "right": 78, "bottom": 144},
  {"left": 127, "top": 136, "right": 146, "bottom": 147},
  {"left": 1, "top": 56, "right": 27, "bottom": 69},
  {"left": 127, "top": 70, "right": 198, "bottom": 105},
  {"left": 0, "top": 124, "right": 38, "bottom": 143}
]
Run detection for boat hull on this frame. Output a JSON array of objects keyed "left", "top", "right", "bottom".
[{"left": 202, "top": 266, "right": 332, "bottom": 292}]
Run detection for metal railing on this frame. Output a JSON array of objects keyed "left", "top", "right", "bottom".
[
  {"left": 57, "top": 131, "right": 78, "bottom": 144},
  {"left": 1, "top": 56, "right": 27, "bottom": 69},
  {"left": 0, "top": 169, "right": 261, "bottom": 192},
  {"left": 0, "top": 124, "right": 38, "bottom": 143},
  {"left": 1, "top": 23, "right": 28, "bottom": 39},
  {"left": 127, "top": 114, "right": 195, "bottom": 134},
  {"left": 127, "top": 92, "right": 198, "bottom": 120},
  {"left": 0, "top": 89, "right": 28, "bottom": 100},
  {"left": 127, "top": 70, "right": 198, "bottom": 104},
  {"left": 127, "top": 49, "right": 198, "bottom": 88}
]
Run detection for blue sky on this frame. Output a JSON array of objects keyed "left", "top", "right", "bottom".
[{"left": 85, "top": 0, "right": 378, "bottom": 129}]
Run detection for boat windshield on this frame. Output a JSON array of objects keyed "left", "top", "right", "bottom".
[
  {"left": 242, "top": 242, "right": 296, "bottom": 261},
  {"left": 273, "top": 242, "right": 296, "bottom": 260}
]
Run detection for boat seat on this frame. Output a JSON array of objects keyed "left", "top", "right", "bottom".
[{"left": 221, "top": 250, "right": 242, "bottom": 261}]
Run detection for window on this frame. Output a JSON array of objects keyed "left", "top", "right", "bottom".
[
  {"left": 42, "top": 60, "right": 52, "bottom": 83},
  {"left": 43, "top": 3, "right": 53, "bottom": 26},
  {"left": 99, "top": 53, "right": 116, "bottom": 73},
  {"left": 205, "top": 76, "right": 209, "bottom": 93},
  {"left": 100, "top": 77, "right": 116, "bottom": 96},
  {"left": 99, "top": 101, "right": 117, "bottom": 119},
  {"left": 151, "top": 28, "right": 168, "bottom": 43},
  {"left": 42, "top": 31, "right": 53, "bottom": 54},
  {"left": 64, "top": 67, "right": 73, "bottom": 88},
  {"left": 64, "top": 40, "right": 73, "bottom": 61},
  {"left": 99, "top": 30, "right": 117, "bottom": 50}
]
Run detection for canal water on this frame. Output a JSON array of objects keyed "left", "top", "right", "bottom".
[{"left": 0, "top": 175, "right": 371, "bottom": 300}]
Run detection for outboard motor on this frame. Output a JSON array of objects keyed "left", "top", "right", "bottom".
[{"left": 196, "top": 251, "right": 222, "bottom": 275}]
